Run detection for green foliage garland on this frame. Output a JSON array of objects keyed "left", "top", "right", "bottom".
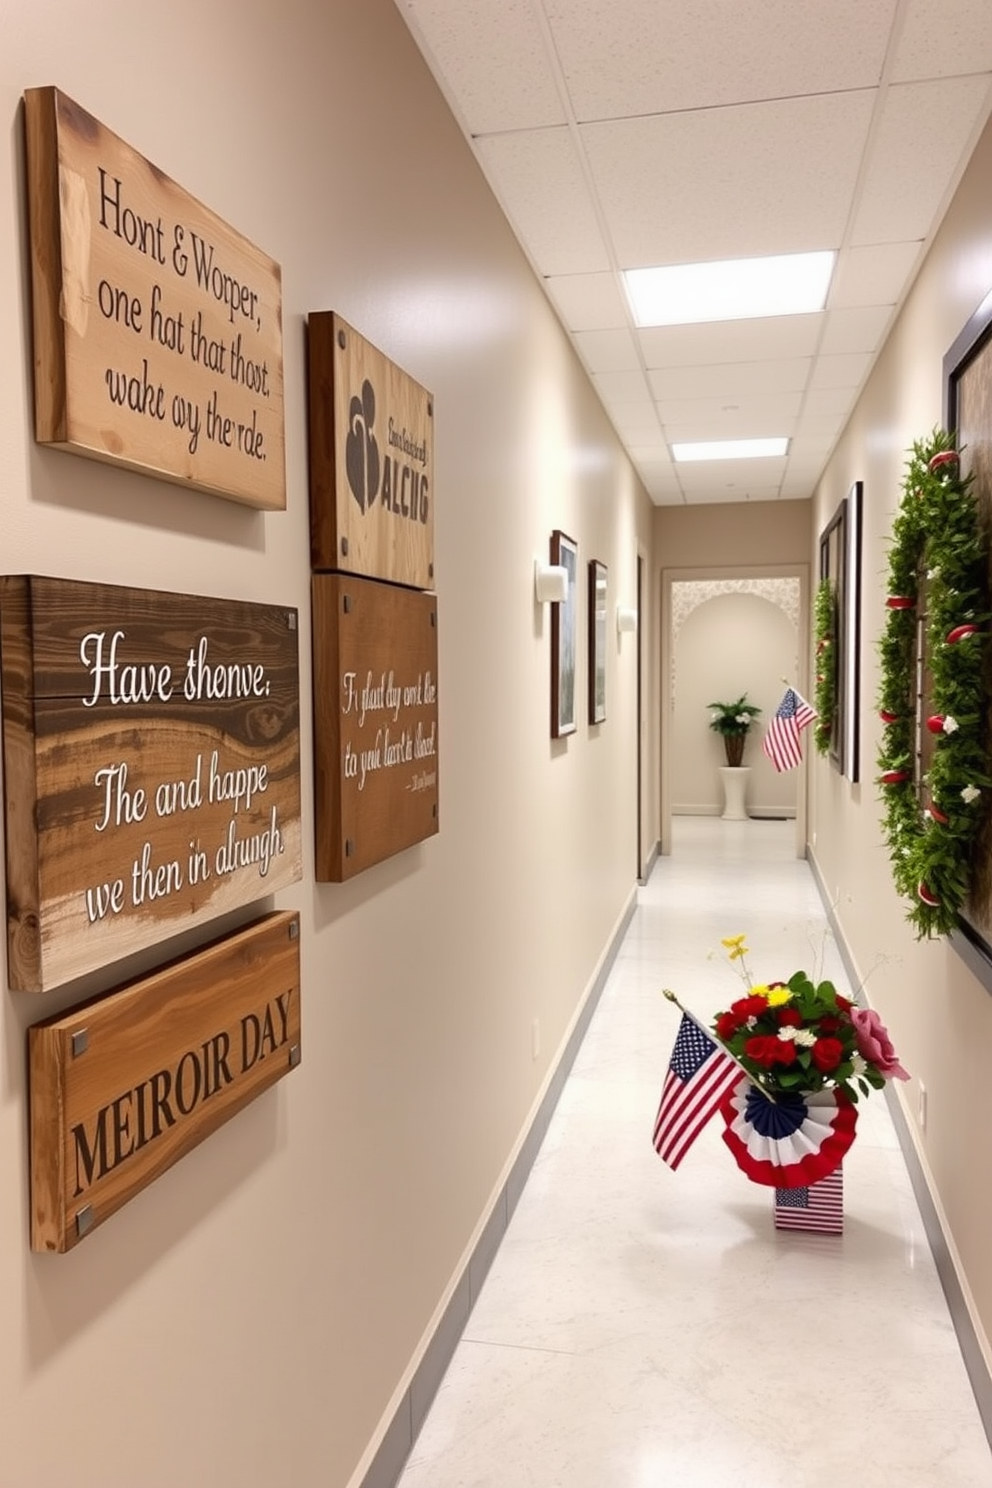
[
  {"left": 813, "top": 578, "right": 835, "bottom": 756},
  {"left": 877, "top": 428, "right": 990, "bottom": 938}
]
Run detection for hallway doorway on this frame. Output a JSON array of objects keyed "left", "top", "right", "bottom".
[{"left": 660, "top": 565, "right": 809, "bottom": 858}]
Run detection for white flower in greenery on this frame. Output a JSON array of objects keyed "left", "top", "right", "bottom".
[
  {"left": 745, "top": 1016, "right": 758, "bottom": 1029},
  {"left": 777, "top": 1026, "right": 798, "bottom": 1042},
  {"left": 735, "top": 713, "right": 750, "bottom": 724},
  {"left": 711, "top": 712, "right": 722, "bottom": 723},
  {"left": 851, "top": 1053, "right": 868, "bottom": 1076},
  {"left": 962, "top": 784, "right": 981, "bottom": 805},
  {"left": 943, "top": 716, "right": 960, "bottom": 735},
  {"left": 793, "top": 1029, "right": 818, "bottom": 1048}
]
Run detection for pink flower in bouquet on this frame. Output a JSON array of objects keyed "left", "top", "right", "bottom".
[{"left": 850, "top": 1007, "right": 909, "bottom": 1081}]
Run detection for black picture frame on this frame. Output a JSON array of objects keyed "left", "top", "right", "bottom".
[
  {"left": 818, "top": 482, "right": 862, "bottom": 782},
  {"left": 944, "top": 291, "right": 992, "bottom": 986},
  {"left": 550, "top": 530, "right": 578, "bottom": 738},
  {"left": 588, "top": 560, "right": 607, "bottom": 725}
]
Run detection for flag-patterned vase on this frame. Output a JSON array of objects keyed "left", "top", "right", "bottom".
[{"left": 774, "top": 1165, "right": 843, "bottom": 1234}]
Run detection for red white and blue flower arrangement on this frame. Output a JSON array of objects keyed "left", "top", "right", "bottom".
[{"left": 710, "top": 935, "right": 908, "bottom": 1190}]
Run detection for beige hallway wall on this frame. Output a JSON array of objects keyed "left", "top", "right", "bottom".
[
  {"left": 809, "top": 111, "right": 992, "bottom": 1374},
  {"left": 0, "top": 5, "right": 657, "bottom": 1485}
]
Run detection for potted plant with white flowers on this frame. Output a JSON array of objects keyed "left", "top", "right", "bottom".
[{"left": 707, "top": 694, "right": 762, "bottom": 768}]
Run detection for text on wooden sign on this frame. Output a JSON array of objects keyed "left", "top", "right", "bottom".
[
  {"left": 0, "top": 576, "right": 301, "bottom": 992},
  {"left": 29, "top": 911, "right": 301, "bottom": 1252},
  {"left": 312, "top": 574, "right": 439, "bottom": 880},
  {"left": 24, "top": 87, "right": 286, "bottom": 509}
]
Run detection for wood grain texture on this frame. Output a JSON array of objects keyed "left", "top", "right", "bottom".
[
  {"left": 1, "top": 576, "right": 301, "bottom": 992},
  {"left": 312, "top": 574, "right": 439, "bottom": 881},
  {"left": 308, "top": 312, "right": 434, "bottom": 587},
  {"left": 29, "top": 910, "right": 301, "bottom": 1252},
  {"left": 24, "top": 86, "right": 286, "bottom": 510}
]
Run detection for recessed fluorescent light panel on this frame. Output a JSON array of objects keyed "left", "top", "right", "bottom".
[
  {"left": 624, "top": 251, "right": 834, "bottom": 327},
  {"left": 672, "top": 438, "right": 789, "bottom": 462}
]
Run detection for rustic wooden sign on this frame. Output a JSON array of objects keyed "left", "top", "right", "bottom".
[
  {"left": 29, "top": 910, "right": 301, "bottom": 1252},
  {"left": 312, "top": 574, "right": 439, "bottom": 880},
  {"left": 308, "top": 312, "right": 435, "bottom": 588},
  {"left": 0, "top": 575, "right": 301, "bottom": 993},
  {"left": 24, "top": 86, "right": 286, "bottom": 510}
]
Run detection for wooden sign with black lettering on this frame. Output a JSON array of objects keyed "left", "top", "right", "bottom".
[
  {"left": 29, "top": 911, "right": 301, "bottom": 1252},
  {"left": 0, "top": 575, "right": 301, "bottom": 992},
  {"left": 24, "top": 87, "right": 286, "bottom": 510},
  {"left": 308, "top": 312, "right": 434, "bottom": 587},
  {"left": 312, "top": 574, "right": 438, "bottom": 880}
]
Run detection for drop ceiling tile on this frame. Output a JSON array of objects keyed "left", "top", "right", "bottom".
[
  {"left": 788, "top": 432, "right": 836, "bottom": 458},
  {"left": 648, "top": 359, "right": 812, "bottom": 401},
  {"left": 639, "top": 316, "right": 823, "bottom": 369},
  {"left": 475, "top": 128, "right": 611, "bottom": 275},
  {"left": 544, "top": 273, "right": 630, "bottom": 330},
  {"left": 808, "top": 352, "right": 873, "bottom": 389},
  {"left": 803, "top": 387, "right": 858, "bottom": 421},
  {"left": 794, "top": 406, "right": 849, "bottom": 436},
  {"left": 592, "top": 369, "right": 653, "bottom": 402},
  {"left": 609, "top": 407, "right": 666, "bottom": 439},
  {"left": 828, "top": 242, "right": 923, "bottom": 307},
  {"left": 779, "top": 476, "right": 820, "bottom": 499},
  {"left": 582, "top": 92, "right": 875, "bottom": 267},
  {"left": 649, "top": 487, "right": 688, "bottom": 506},
  {"left": 891, "top": 0, "right": 992, "bottom": 81},
  {"left": 543, "top": 0, "right": 896, "bottom": 120},
  {"left": 851, "top": 77, "right": 992, "bottom": 244},
  {"left": 674, "top": 457, "right": 787, "bottom": 491},
  {"left": 573, "top": 328, "right": 641, "bottom": 372},
  {"left": 399, "top": 0, "right": 566, "bottom": 133},
  {"left": 683, "top": 483, "right": 783, "bottom": 504},
  {"left": 657, "top": 395, "right": 801, "bottom": 435},
  {"left": 819, "top": 305, "right": 892, "bottom": 355}
]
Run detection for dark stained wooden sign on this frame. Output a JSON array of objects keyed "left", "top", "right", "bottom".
[
  {"left": 0, "top": 576, "right": 301, "bottom": 992},
  {"left": 308, "top": 312, "right": 434, "bottom": 588},
  {"left": 29, "top": 911, "right": 301, "bottom": 1252},
  {"left": 312, "top": 574, "right": 438, "bottom": 880},
  {"left": 24, "top": 87, "right": 286, "bottom": 509}
]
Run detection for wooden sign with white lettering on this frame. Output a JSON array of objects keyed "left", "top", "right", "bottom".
[
  {"left": 312, "top": 574, "right": 439, "bottom": 880},
  {"left": 29, "top": 910, "right": 301, "bottom": 1252},
  {"left": 0, "top": 575, "right": 301, "bottom": 992},
  {"left": 308, "top": 312, "right": 434, "bottom": 587},
  {"left": 24, "top": 87, "right": 286, "bottom": 509}
]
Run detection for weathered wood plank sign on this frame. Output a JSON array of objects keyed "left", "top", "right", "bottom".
[
  {"left": 0, "top": 575, "right": 301, "bottom": 992},
  {"left": 312, "top": 574, "right": 439, "bottom": 880},
  {"left": 29, "top": 910, "right": 301, "bottom": 1252},
  {"left": 24, "top": 86, "right": 286, "bottom": 509},
  {"left": 308, "top": 312, "right": 434, "bottom": 588}
]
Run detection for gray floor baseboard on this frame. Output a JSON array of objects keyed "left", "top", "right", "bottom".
[
  {"left": 808, "top": 846, "right": 992, "bottom": 1446},
  {"left": 359, "top": 890, "right": 638, "bottom": 1488}
]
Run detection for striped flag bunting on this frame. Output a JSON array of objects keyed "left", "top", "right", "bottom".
[
  {"left": 761, "top": 687, "right": 817, "bottom": 772},
  {"left": 720, "top": 1081, "right": 857, "bottom": 1188},
  {"left": 774, "top": 1166, "right": 844, "bottom": 1234},
  {"left": 653, "top": 1011, "right": 747, "bottom": 1169}
]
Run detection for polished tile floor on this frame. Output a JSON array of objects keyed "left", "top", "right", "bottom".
[{"left": 398, "top": 818, "right": 992, "bottom": 1487}]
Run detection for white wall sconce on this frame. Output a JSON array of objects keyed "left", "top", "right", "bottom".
[
  {"left": 616, "top": 605, "right": 638, "bottom": 635},
  {"left": 535, "top": 559, "right": 569, "bottom": 604}
]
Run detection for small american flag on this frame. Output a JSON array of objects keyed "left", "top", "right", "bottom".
[
  {"left": 653, "top": 1012, "right": 745, "bottom": 1170},
  {"left": 774, "top": 1166, "right": 843, "bottom": 1233},
  {"left": 762, "top": 687, "right": 817, "bottom": 772}
]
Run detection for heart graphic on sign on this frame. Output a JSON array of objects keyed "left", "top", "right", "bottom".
[{"left": 346, "top": 379, "right": 380, "bottom": 515}]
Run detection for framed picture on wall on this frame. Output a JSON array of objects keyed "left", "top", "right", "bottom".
[
  {"left": 944, "top": 292, "right": 992, "bottom": 985},
  {"left": 588, "top": 559, "right": 607, "bottom": 725},
  {"left": 551, "top": 530, "right": 577, "bottom": 738},
  {"left": 818, "top": 482, "right": 862, "bottom": 782}
]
